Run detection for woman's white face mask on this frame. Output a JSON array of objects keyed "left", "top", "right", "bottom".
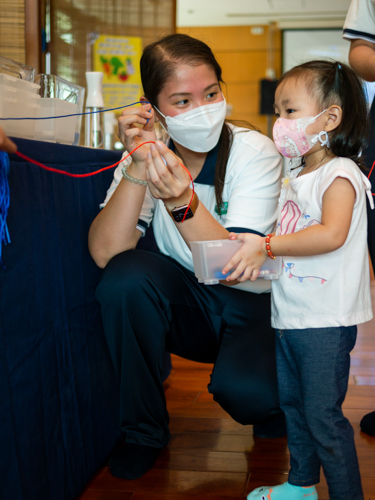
[{"left": 155, "top": 98, "right": 227, "bottom": 153}]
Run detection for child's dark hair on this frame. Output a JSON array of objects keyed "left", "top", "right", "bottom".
[{"left": 278, "top": 60, "right": 369, "bottom": 169}]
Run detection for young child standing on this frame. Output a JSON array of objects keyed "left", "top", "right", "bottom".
[{"left": 222, "top": 60, "right": 373, "bottom": 500}]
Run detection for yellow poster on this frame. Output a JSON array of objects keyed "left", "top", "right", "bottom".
[{"left": 93, "top": 35, "right": 142, "bottom": 109}]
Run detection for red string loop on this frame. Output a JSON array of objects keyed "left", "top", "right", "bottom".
[{"left": 368, "top": 160, "right": 375, "bottom": 196}]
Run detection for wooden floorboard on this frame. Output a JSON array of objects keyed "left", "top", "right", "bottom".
[{"left": 78, "top": 283, "right": 375, "bottom": 499}]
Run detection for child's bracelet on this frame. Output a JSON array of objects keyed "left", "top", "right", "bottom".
[{"left": 265, "top": 234, "right": 276, "bottom": 260}]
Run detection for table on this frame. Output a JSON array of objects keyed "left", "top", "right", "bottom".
[{"left": 0, "top": 138, "right": 170, "bottom": 500}]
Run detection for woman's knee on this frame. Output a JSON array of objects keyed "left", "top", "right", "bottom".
[
  {"left": 96, "top": 250, "right": 157, "bottom": 306},
  {"left": 209, "top": 372, "right": 280, "bottom": 424}
]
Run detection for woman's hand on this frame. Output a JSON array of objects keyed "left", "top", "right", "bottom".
[
  {"left": 146, "top": 141, "right": 192, "bottom": 206},
  {"left": 117, "top": 101, "right": 157, "bottom": 169},
  {"left": 222, "top": 233, "right": 268, "bottom": 282}
]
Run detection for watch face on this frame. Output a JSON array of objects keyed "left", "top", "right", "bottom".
[{"left": 172, "top": 207, "right": 193, "bottom": 222}]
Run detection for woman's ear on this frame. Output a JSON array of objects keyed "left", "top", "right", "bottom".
[{"left": 325, "top": 105, "right": 342, "bottom": 132}]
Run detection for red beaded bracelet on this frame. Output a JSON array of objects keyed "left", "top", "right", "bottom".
[{"left": 265, "top": 234, "right": 276, "bottom": 260}]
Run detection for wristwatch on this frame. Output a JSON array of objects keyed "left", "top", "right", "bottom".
[{"left": 166, "top": 192, "right": 199, "bottom": 222}]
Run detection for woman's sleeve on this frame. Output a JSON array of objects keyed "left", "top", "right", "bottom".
[
  {"left": 99, "top": 152, "right": 156, "bottom": 236},
  {"left": 224, "top": 136, "right": 283, "bottom": 236}
]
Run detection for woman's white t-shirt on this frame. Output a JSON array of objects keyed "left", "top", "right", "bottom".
[
  {"left": 271, "top": 157, "right": 373, "bottom": 329},
  {"left": 101, "top": 124, "right": 282, "bottom": 279}
]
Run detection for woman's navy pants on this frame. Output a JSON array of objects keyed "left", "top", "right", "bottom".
[{"left": 96, "top": 250, "right": 281, "bottom": 448}]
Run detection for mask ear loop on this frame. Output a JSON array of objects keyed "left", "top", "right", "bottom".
[
  {"left": 311, "top": 130, "right": 330, "bottom": 148},
  {"left": 318, "top": 130, "right": 330, "bottom": 148},
  {"left": 153, "top": 105, "right": 169, "bottom": 135},
  {"left": 310, "top": 108, "right": 331, "bottom": 148}
]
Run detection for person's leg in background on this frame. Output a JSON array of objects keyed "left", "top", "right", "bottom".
[
  {"left": 362, "top": 198, "right": 375, "bottom": 436},
  {"left": 361, "top": 98, "right": 375, "bottom": 436}
]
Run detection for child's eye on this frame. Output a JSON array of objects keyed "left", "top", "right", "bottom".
[{"left": 286, "top": 108, "right": 295, "bottom": 114}]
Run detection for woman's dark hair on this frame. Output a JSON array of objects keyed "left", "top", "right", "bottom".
[
  {"left": 278, "top": 60, "right": 369, "bottom": 169},
  {"left": 141, "top": 33, "right": 255, "bottom": 213}
]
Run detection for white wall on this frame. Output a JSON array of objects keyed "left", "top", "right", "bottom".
[{"left": 283, "top": 29, "right": 349, "bottom": 72}]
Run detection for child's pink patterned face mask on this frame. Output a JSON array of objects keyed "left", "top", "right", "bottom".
[{"left": 272, "top": 110, "right": 329, "bottom": 159}]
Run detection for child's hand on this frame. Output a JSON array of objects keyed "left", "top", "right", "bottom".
[{"left": 222, "top": 233, "right": 268, "bottom": 282}]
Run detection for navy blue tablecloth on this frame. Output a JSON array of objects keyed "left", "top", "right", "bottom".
[{"left": 0, "top": 138, "right": 170, "bottom": 500}]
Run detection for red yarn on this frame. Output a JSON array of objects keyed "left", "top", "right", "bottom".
[{"left": 15, "top": 141, "right": 195, "bottom": 222}]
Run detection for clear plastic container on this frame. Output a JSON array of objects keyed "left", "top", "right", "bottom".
[
  {"left": 0, "top": 55, "right": 35, "bottom": 81},
  {"left": 0, "top": 73, "right": 40, "bottom": 94},
  {"left": 33, "top": 98, "right": 78, "bottom": 144},
  {"left": 35, "top": 74, "right": 84, "bottom": 104},
  {"left": 0, "top": 83, "right": 41, "bottom": 103},
  {"left": 34, "top": 74, "right": 85, "bottom": 145},
  {"left": 0, "top": 96, "right": 40, "bottom": 139},
  {"left": 190, "top": 239, "right": 282, "bottom": 285}
]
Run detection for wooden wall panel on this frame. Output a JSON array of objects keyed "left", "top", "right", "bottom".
[
  {"left": 216, "top": 52, "right": 281, "bottom": 84},
  {"left": 50, "top": 0, "right": 176, "bottom": 91},
  {"left": 224, "top": 83, "right": 261, "bottom": 115},
  {"left": 0, "top": 0, "right": 26, "bottom": 63},
  {"left": 177, "top": 26, "right": 281, "bottom": 52},
  {"left": 232, "top": 115, "right": 269, "bottom": 133},
  {"left": 177, "top": 26, "right": 282, "bottom": 136}
]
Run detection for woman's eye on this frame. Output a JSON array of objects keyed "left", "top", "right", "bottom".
[
  {"left": 207, "top": 92, "right": 218, "bottom": 99},
  {"left": 175, "top": 99, "right": 189, "bottom": 106}
]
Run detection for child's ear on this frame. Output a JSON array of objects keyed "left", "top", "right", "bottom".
[{"left": 325, "top": 105, "right": 342, "bottom": 132}]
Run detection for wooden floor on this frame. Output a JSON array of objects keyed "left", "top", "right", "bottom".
[{"left": 78, "top": 285, "right": 375, "bottom": 500}]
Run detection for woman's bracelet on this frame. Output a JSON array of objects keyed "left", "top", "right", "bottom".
[
  {"left": 265, "top": 234, "right": 276, "bottom": 260},
  {"left": 121, "top": 163, "right": 147, "bottom": 186}
]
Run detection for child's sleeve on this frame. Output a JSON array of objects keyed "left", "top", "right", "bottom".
[{"left": 316, "top": 159, "right": 365, "bottom": 209}]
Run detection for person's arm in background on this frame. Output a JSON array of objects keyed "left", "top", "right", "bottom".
[
  {"left": 0, "top": 127, "right": 17, "bottom": 153},
  {"left": 343, "top": 0, "right": 375, "bottom": 80},
  {"left": 349, "top": 39, "right": 375, "bottom": 81}
]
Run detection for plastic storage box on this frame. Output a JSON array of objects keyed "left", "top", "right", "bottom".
[
  {"left": 0, "top": 83, "right": 41, "bottom": 103},
  {"left": 35, "top": 74, "right": 85, "bottom": 145},
  {"left": 0, "top": 57, "right": 42, "bottom": 140},
  {"left": 0, "top": 55, "right": 35, "bottom": 81},
  {"left": 190, "top": 239, "right": 282, "bottom": 285},
  {"left": 0, "top": 73, "right": 39, "bottom": 93},
  {"left": 0, "top": 81, "right": 41, "bottom": 139},
  {"left": 33, "top": 98, "right": 78, "bottom": 144}
]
